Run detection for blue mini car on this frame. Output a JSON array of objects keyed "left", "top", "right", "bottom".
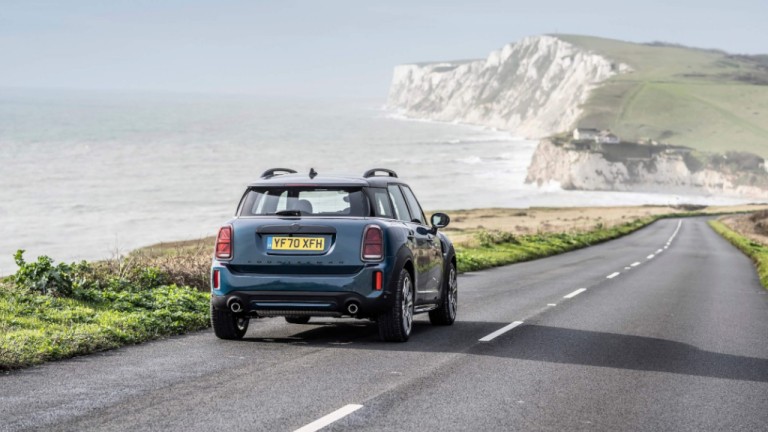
[{"left": 210, "top": 168, "right": 457, "bottom": 342}]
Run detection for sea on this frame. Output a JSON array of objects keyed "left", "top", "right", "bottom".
[{"left": 0, "top": 89, "right": 749, "bottom": 275}]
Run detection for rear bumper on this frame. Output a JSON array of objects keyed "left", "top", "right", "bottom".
[
  {"left": 210, "top": 261, "right": 395, "bottom": 318},
  {"left": 211, "top": 290, "right": 390, "bottom": 318}
]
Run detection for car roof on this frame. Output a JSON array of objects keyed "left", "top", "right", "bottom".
[{"left": 246, "top": 170, "right": 405, "bottom": 188}]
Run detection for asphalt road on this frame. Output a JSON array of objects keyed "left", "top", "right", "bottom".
[{"left": 2, "top": 217, "right": 768, "bottom": 431}]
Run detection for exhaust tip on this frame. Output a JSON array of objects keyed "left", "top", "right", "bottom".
[
  {"left": 228, "top": 298, "right": 243, "bottom": 313},
  {"left": 346, "top": 302, "right": 359, "bottom": 315}
]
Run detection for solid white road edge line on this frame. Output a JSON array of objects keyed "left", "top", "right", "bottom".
[
  {"left": 294, "top": 404, "right": 364, "bottom": 432},
  {"left": 479, "top": 321, "right": 524, "bottom": 342},
  {"left": 607, "top": 272, "right": 620, "bottom": 279},
  {"left": 564, "top": 288, "right": 587, "bottom": 299}
]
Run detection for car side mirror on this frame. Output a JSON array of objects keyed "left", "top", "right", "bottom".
[{"left": 430, "top": 212, "right": 450, "bottom": 230}]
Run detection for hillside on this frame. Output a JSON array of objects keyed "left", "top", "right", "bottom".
[
  {"left": 554, "top": 35, "right": 768, "bottom": 157},
  {"left": 388, "top": 34, "right": 768, "bottom": 158}
]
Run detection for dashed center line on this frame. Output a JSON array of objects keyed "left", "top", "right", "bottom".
[
  {"left": 563, "top": 288, "right": 587, "bottom": 299},
  {"left": 294, "top": 404, "right": 364, "bottom": 432},
  {"left": 631, "top": 262, "right": 641, "bottom": 267},
  {"left": 647, "top": 254, "right": 655, "bottom": 259},
  {"left": 607, "top": 272, "right": 620, "bottom": 279},
  {"left": 479, "top": 321, "right": 524, "bottom": 342}
]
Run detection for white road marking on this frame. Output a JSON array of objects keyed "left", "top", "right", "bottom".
[
  {"left": 647, "top": 254, "right": 655, "bottom": 259},
  {"left": 631, "top": 262, "right": 641, "bottom": 267},
  {"left": 624, "top": 266, "right": 631, "bottom": 270},
  {"left": 564, "top": 288, "right": 587, "bottom": 299},
  {"left": 479, "top": 321, "right": 524, "bottom": 342},
  {"left": 607, "top": 272, "right": 620, "bottom": 279},
  {"left": 294, "top": 404, "right": 364, "bottom": 432},
  {"left": 656, "top": 249, "right": 663, "bottom": 253},
  {"left": 547, "top": 303, "right": 557, "bottom": 307}
]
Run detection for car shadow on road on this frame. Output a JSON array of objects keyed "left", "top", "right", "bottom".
[{"left": 241, "top": 319, "right": 768, "bottom": 383}]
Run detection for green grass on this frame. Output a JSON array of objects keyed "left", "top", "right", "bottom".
[
  {"left": 708, "top": 220, "right": 768, "bottom": 289},
  {"left": 0, "top": 254, "right": 210, "bottom": 371},
  {"left": 556, "top": 34, "right": 768, "bottom": 157}
]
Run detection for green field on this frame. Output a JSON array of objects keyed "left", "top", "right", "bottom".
[{"left": 557, "top": 35, "right": 768, "bottom": 157}]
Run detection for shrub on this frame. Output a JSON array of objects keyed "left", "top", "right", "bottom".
[
  {"left": 475, "top": 229, "right": 518, "bottom": 247},
  {"left": 11, "top": 250, "right": 74, "bottom": 297}
]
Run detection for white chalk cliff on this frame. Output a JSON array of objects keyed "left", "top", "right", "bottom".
[
  {"left": 526, "top": 139, "right": 768, "bottom": 199},
  {"left": 387, "top": 35, "right": 630, "bottom": 138}
]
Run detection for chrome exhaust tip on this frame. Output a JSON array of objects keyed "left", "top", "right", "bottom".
[
  {"left": 228, "top": 298, "right": 243, "bottom": 313},
  {"left": 346, "top": 302, "right": 359, "bottom": 315}
]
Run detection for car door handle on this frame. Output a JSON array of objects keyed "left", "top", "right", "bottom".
[
  {"left": 426, "top": 234, "right": 435, "bottom": 242},
  {"left": 407, "top": 230, "right": 415, "bottom": 240}
]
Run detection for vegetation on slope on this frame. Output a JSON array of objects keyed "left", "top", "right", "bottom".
[
  {"left": 0, "top": 251, "right": 210, "bottom": 370},
  {"left": 557, "top": 34, "right": 768, "bottom": 158},
  {"left": 456, "top": 217, "right": 656, "bottom": 272}
]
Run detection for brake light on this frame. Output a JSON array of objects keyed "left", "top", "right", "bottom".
[
  {"left": 362, "top": 225, "right": 383, "bottom": 261},
  {"left": 212, "top": 269, "right": 220, "bottom": 289},
  {"left": 215, "top": 225, "right": 233, "bottom": 260}
]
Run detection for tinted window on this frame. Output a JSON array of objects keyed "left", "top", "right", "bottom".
[
  {"left": 240, "top": 187, "right": 366, "bottom": 216},
  {"left": 387, "top": 185, "right": 411, "bottom": 222},
  {"left": 401, "top": 186, "right": 426, "bottom": 225},
  {"left": 369, "top": 187, "right": 394, "bottom": 218}
]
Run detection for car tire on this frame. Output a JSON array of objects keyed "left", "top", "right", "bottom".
[
  {"left": 429, "top": 261, "right": 457, "bottom": 326},
  {"left": 285, "top": 316, "right": 311, "bottom": 324},
  {"left": 211, "top": 303, "right": 249, "bottom": 340},
  {"left": 377, "top": 268, "right": 414, "bottom": 342}
]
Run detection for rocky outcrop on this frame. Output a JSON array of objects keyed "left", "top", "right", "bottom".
[
  {"left": 525, "top": 139, "right": 768, "bottom": 199},
  {"left": 387, "top": 35, "right": 630, "bottom": 138}
]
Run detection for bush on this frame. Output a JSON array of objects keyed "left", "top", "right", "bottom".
[
  {"left": 11, "top": 250, "right": 74, "bottom": 297},
  {"left": 475, "top": 229, "right": 518, "bottom": 247}
]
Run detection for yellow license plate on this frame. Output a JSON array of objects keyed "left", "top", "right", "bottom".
[{"left": 267, "top": 236, "right": 325, "bottom": 251}]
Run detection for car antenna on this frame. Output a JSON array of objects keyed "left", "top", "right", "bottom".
[{"left": 309, "top": 168, "right": 318, "bottom": 179}]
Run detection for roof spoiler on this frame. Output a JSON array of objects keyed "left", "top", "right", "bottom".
[
  {"left": 363, "top": 168, "right": 398, "bottom": 178},
  {"left": 261, "top": 168, "right": 297, "bottom": 179}
]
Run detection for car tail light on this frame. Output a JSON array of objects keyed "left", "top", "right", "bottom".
[
  {"left": 215, "top": 225, "right": 233, "bottom": 260},
  {"left": 212, "top": 269, "right": 220, "bottom": 289},
  {"left": 373, "top": 271, "right": 383, "bottom": 290},
  {"left": 362, "top": 225, "right": 383, "bottom": 261}
]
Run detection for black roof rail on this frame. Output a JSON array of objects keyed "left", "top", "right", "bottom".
[
  {"left": 261, "top": 168, "right": 297, "bottom": 179},
  {"left": 363, "top": 168, "right": 398, "bottom": 178}
]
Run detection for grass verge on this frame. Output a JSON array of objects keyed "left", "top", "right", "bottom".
[
  {"left": 0, "top": 253, "right": 210, "bottom": 371},
  {"left": 708, "top": 220, "right": 768, "bottom": 289},
  {"left": 456, "top": 217, "right": 658, "bottom": 273}
]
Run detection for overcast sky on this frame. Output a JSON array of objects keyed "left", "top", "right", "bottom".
[{"left": 2, "top": 0, "right": 766, "bottom": 98}]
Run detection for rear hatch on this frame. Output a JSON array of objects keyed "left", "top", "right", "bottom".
[{"left": 226, "top": 185, "right": 373, "bottom": 274}]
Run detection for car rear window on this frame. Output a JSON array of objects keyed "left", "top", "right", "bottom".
[{"left": 239, "top": 187, "right": 367, "bottom": 217}]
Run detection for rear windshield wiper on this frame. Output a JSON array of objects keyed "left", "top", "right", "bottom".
[{"left": 274, "top": 210, "right": 302, "bottom": 216}]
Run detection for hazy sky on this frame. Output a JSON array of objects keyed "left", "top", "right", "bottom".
[{"left": 2, "top": 0, "right": 766, "bottom": 97}]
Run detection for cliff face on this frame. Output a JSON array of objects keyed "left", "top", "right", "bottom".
[
  {"left": 526, "top": 139, "right": 768, "bottom": 199},
  {"left": 387, "top": 35, "right": 630, "bottom": 138}
]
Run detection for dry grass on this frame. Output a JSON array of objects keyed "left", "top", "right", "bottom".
[
  {"left": 720, "top": 210, "right": 768, "bottom": 246},
  {"left": 110, "top": 239, "right": 213, "bottom": 291}
]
